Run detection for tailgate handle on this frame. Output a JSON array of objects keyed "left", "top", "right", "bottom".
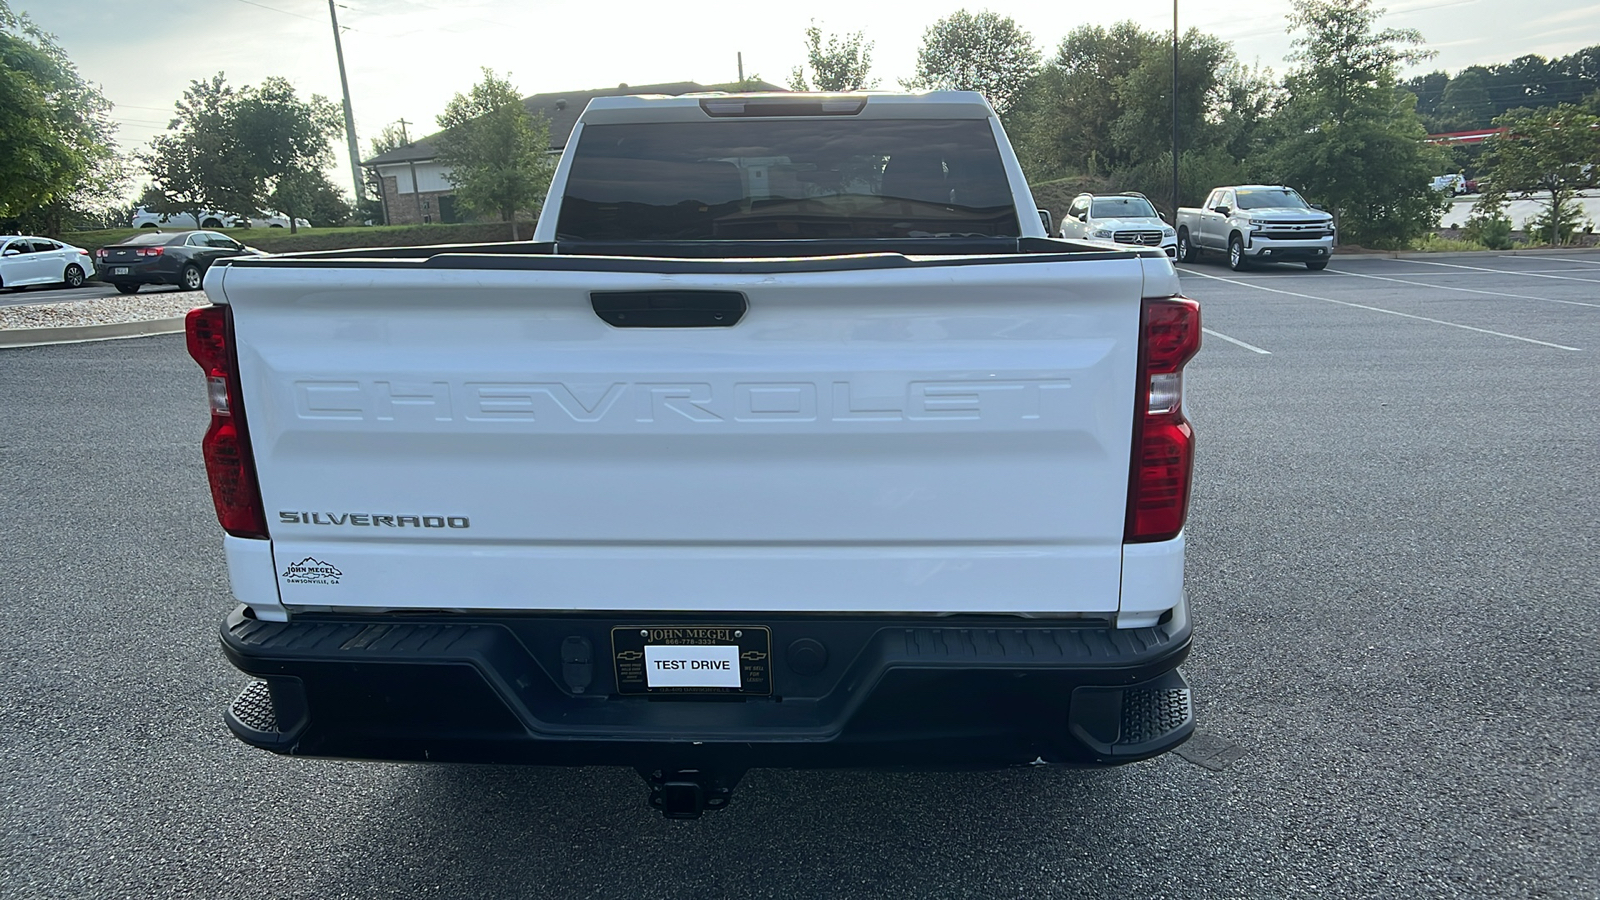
[{"left": 591, "top": 290, "right": 746, "bottom": 328}]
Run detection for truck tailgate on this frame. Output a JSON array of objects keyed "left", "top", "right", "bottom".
[{"left": 216, "top": 255, "right": 1144, "bottom": 614}]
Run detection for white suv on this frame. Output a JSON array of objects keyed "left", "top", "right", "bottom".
[
  {"left": 1058, "top": 193, "right": 1177, "bottom": 257},
  {"left": 131, "top": 206, "right": 310, "bottom": 230}
]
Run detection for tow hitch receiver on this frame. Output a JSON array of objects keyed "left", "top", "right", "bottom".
[{"left": 642, "top": 767, "right": 744, "bottom": 819}]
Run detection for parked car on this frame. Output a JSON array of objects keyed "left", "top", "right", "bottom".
[
  {"left": 131, "top": 206, "right": 310, "bottom": 230},
  {"left": 246, "top": 209, "right": 312, "bottom": 229},
  {"left": 132, "top": 206, "right": 237, "bottom": 229},
  {"left": 1430, "top": 174, "right": 1468, "bottom": 195},
  {"left": 0, "top": 235, "right": 96, "bottom": 291},
  {"left": 1058, "top": 192, "right": 1177, "bottom": 256},
  {"left": 97, "top": 230, "right": 261, "bottom": 294}
]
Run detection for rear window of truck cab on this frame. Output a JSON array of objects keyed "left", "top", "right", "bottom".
[{"left": 555, "top": 118, "right": 1021, "bottom": 241}]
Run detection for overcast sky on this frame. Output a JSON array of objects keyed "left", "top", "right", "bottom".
[{"left": 19, "top": 0, "right": 1600, "bottom": 196}]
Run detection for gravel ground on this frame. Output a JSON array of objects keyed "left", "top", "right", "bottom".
[{"left": 0, "top": 290, "right": 207, "bottom": 329}]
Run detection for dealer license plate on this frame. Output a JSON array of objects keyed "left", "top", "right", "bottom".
[
  {"left": 113, "top": 267, "right": 129, "bottom": 275},
  {"left": 612, "top": 625, "right": 771, "bottom": 695}
]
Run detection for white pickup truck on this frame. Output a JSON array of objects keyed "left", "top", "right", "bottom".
[
  {"left": 1175, "top": 185, "right": 1335, "bottom": 271},
  {"left": 189, "top": 92, "right": 1199, "bottom": 818}
]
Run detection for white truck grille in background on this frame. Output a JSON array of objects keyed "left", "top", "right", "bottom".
[{"left": 1254, "top": 221, "right": 1331, "bottom": 240}]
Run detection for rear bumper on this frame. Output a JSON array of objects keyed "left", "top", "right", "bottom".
[
  {"left": 102, "top": 260, "right": 180, "bottom": 286},
  {"left": 221, "top": 600, "right": 1194, "bottom": 770}
]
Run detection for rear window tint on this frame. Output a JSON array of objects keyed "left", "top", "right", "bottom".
[
  {"left": 556, "top": 118, "right": 1019, "bottom": 241},
  {"left": 121, "top": 232, "right": 181, "bottom": 245}
]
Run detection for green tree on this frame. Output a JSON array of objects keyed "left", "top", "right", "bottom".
[
  {"left": 1005, "top": 21, "right": 1272, "bottom": 211},
  {"left": 232, "top": 77, "right": 343, "bottom": 233},
  {"left": 1112, "top": 29, "right": 1247, "bottom": 168},
  {"left": 141, "top": 74, "right": 260, "bottom": 229},
  {"left": 787, "top": 21, "right": 877, "bottom": 92},
  {"left": 1007, "top": 22, "right": 1156, "bottom": 177},
  {"left": 1207, "top": 60, "right": 1281, "bottom": 164},
  {"left": 1436, "top": 68, "right": 1494, "bottom": 129},
  {"left": 1481, "top": 103, "right": 1600, "bottom": 246},
  {"left": 903, "top": 10, "right": 1039, "bottom": 114},
  {"left": 1404, "top": 70, "right": 1449, "bottom": 120},
  {"left": 270, "top": 169, "right": 351, "bottom": 228},
  {"left": 0, "top": 2, "right": 122, "bottom": 234},
  {"left": 1551, "top": 46, "right": 1600, "bottom": 106},
  {"left": 434, "top": 68, "right": 553, "bottom": 240},
  {"left": 1265, "top": 0, "right": 1446, "bottom": 247}
]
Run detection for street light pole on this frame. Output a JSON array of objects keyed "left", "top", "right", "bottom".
[
  {"left": 1172, "top": 0, "right": 1180, "bottom": 220},
  {"left": 328, "top": 0, "right": 366, "bottom": 209}
]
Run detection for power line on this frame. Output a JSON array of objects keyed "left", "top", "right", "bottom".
[{"left": 222, "top": 0, "right": 322, "bottom": 22}]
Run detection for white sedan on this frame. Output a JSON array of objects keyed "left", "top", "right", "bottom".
[{"left": 0, "top": 235, "right": 96, "bottom": 291}]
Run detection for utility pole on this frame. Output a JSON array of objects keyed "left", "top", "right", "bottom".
[
  {"left": 328, "top": 0, "right": 366, "bottom": 210},
  {"left": 397, "top": 118, "right": 411, "bottom": 145},
  {"left": 737, "top": 52, "right": 744, "bottom": 85}
]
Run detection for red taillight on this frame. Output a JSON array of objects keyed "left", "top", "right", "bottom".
[
  {"left": 1143, "top": 299, "right": 1202, "bottom": 374},
  {"left": 185, "top": 306, "right": 268, "bottom": 538},
  {"left": 1126, "top": 296, "right": 1200, "bottom": 543},
  {"left": 139, "top": 246, "right": 164, "bottom": 257},
  {"left": 96, "top": 248, "right": 108, "bottom": 259}
]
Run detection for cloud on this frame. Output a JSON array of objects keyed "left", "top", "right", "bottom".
[{"left": 1523, "top": 6, "right": 1600, "bottom": 28}]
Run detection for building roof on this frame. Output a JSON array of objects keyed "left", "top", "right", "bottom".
[
  {"left": 1423, "top": 127, "right": 1510, "bottom": 145},
  {"left": 362, "top": 80, "right": 788, "bottom": 166}
]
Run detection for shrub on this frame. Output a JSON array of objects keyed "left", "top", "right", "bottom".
[
  {"left": 1523, "top": 196, "right": 1586, "bottom": 246},
  {"left": 1464, "top": 212, "right": 1514, "bottom": 250},
  {"left": 1462, "top": 192, "right": 1515, "bottom": 250},
  {"left": 1410, "top": 234, "right": 1486, "bottom": 252}
]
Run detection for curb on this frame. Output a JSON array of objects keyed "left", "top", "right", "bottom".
[{"left": 0, "top": 316, "right": 187, "bottom": 349}]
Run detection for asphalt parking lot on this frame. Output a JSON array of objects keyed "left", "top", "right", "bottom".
[{"left": 1, "top": 253, "right": 1596, "bottom": 898}]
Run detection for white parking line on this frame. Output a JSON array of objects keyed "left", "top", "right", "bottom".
[
  {"left": 1385, "top": 257, "right": 1600, "bottom": 284},
  {"left": 1201, "top": 327, "right": 1271, "bottom": 354},
  {"left": 1181, "top": 268, "right": 1584, "bottom": 351},
  {"left": 1322, "top": 267, "right": 1600, "bottom": 309},
  {"left": 1370, "top": 266, "right": 1600, "bottom": 275},
  {"left": 1509, "top": 255, "right": 1600, "bottom": 267}
]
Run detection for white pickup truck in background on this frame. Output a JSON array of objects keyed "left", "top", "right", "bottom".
[
  {"left": 188, "top": 91, "right": 1200, "bottom": 818},
  {"left": 1176, "top": 184, "right": 1335, "bottom": 271}
]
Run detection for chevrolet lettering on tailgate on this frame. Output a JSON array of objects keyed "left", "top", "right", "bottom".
[{"left": 292, "top": 379, "right": 1073, "bottom": 424}]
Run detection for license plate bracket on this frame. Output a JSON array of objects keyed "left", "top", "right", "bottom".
[{"left": 612, "top": 625, "right": 771, "bottom": 695}]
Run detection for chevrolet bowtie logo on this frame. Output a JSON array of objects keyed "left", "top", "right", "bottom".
[
  {"left": 741, "top": 651, "right": 767, "bottom": 661},
  {"left": 616, "top": 650, "right": 643, "bottom": 661}
]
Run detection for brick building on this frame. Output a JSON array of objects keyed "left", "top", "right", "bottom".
[{"left": 364, "top": 80, "right": 785, "bottom": 227}]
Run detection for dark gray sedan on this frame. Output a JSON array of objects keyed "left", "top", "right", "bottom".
[{"left": 97, "top": 230, "right": 261, "bottom": 294}]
